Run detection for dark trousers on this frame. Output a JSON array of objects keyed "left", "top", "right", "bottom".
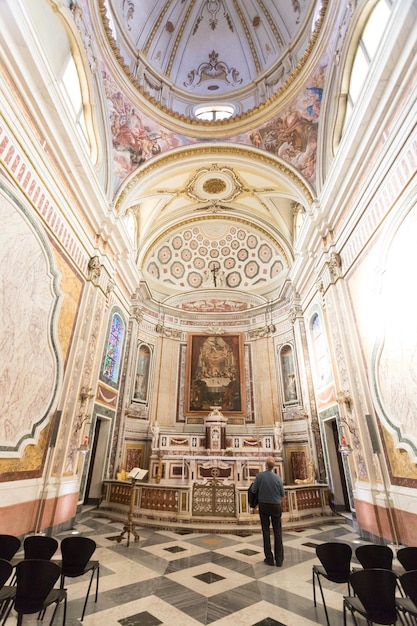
[{"left": 258, "top": 502, "right": 283, "bottom": 565}]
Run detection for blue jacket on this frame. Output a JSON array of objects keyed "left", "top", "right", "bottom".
[{"left": 251, "top": 469, "right": 285, "bottom": 504}]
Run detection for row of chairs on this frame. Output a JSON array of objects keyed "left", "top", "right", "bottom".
[
  {"left": 312, "top": 542, "right": 417, "bottom": 625},
  {"left": 0, "top": 533, "right": 100, "bottom": 625}
]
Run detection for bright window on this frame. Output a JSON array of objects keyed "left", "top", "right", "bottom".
[
  {"left": 343, "top": 0, "right": 391, "bottom": 130},
  {"left": 60, "top": 55, "right": 89, "bottom": 146},
  {"left": 194, "top": 104, "right": 235, "bottom": 121},
  {"left": 310, "top": 313, "right": 332, "bottom": 387}
]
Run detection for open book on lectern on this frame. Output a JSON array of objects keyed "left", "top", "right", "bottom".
[{"left": 128, "top": 467, "right": 148, "bottom": 480}]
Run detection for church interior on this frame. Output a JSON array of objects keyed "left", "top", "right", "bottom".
[{"left": 1, "top": 0, "right": 417, "bottom": 622}]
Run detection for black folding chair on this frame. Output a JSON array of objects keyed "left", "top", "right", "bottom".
[
  {"left": 343, "top": 568, "right": 405, "bottom": 625},
  {"left": 1, "top": 559, "right": 66, "bottom": 626},
  {"left": 396, "top": 570, "right": 417, "bottom": 625},
  {"left": 10, "top": 535, "right": 59, "bottom": 585},
  {"left": 312, "top": 542, "right": 352, "bottom": 626},
  {"left": 397, "top": 547, "right": 417, "bottom": 572},
  {"left": 23, "top": 535, "right": 58, "bottom": 560},
  {"left": 59, "top": 536, "right": 99, "bottom": 620},
  {"left": 0, "top": 558, "right": 16, "bottom": 619},
  {"left": 355, "top": 544, "right": 394, "bottom": 570},
  {"left": 0, "top": 535, "right": 21, "bottom": 561}
]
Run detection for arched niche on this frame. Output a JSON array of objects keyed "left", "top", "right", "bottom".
[
  {"left": 132, "top": 343, "right": 152, "bottom": 403},
  {"left": 279, "top": 344, "right": 298, "bottom": 405}
]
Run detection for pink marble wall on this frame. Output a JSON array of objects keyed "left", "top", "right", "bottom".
[
  {"left": 354, "top": 498, "right": 417, "bottom": 547},
  {"left": 0, "top": 492, "right": 79, "bottom": 536}
]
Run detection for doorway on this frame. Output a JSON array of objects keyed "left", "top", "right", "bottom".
[
  {"left": 323, "top": 417, "right": 351, "bottom": 512},
  {"left": 84, "top": 417, "right": 111, "bottom": 505}
]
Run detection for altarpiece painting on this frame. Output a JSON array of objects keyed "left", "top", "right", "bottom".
[{"left": 185, "top": 333, "right": 245, "bottom": 416}]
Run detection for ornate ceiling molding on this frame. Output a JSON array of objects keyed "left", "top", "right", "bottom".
[
  {"left": 114, "top": 145, "right": 315, "bottom": 212},
  {"left": 185, "top": 164, "right": 244, "bottom": 203}
]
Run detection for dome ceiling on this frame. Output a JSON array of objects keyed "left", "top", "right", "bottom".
[{"left": 102, "top": 0, "right": 325, "bottom": 121}]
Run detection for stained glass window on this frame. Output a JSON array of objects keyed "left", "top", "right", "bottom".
[{"left": 103, "top": 313, "right": 125, "bottom": 383}]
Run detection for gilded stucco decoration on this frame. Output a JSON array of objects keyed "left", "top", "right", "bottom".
[
  {"left": 203, "top": 179, "right": 226, "bottom": 194},
  {"left": 184, "top": 50, "right": 243, "bottom": 89},
  {"left": 186, "top": 164, "right": 243, "bottom": 203}
]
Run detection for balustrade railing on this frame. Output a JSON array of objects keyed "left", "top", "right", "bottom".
[{"left": 101, "top": 480, "right": 331, "bottom": 525}]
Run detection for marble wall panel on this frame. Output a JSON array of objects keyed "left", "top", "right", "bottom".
[
  {"left": 0, "top": 187, "right": 62, "bottom": 458},
  {"left": 347, "top": 200, "right": 417, "bottom": 484}
]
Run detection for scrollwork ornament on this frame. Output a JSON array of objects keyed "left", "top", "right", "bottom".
[
  {"left": 106, "top": 278, "right": 115, "bottom": 295},
  {"left": 289, "top": 306, "right": 297, "bottom": 325},
  {"left": 131, "top": 305, "right": 143, "bottom": 324},
  {"left": 70, "top": 2, "right": 98, "bottom": 73},
  {"left": 248, "top": 324, "right": 276, "bottom": 339},
  {"left": 155, "top": 323, "right": 181, "bottom": 339},
  {"left": 329, "top": 252, "right": 342, "bottom": 280},
  {"left": 88, "top": 256, "right": 101, "bottom": 281},
  {"left": 337, "top": 389, "right": 353, "bottom": 410}
]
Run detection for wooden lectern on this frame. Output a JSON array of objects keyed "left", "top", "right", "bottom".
[{"left": 117, "top": 467, "right": 148, "bottom": 546}]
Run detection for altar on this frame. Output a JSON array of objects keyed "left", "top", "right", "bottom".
[{"left": 99, "top": 408, "right": 332, "bottom": 530}]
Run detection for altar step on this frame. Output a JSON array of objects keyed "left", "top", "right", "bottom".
[{"left": 94, "top": 507, "right": 346, "bottom": 535}]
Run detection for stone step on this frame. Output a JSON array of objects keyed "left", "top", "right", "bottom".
[{"left": 93, "top": 507, "right": 345, "bottom": 535}]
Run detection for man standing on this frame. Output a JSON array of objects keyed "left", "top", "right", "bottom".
[{"left": 250, "top": 456, "right": 285, "bottom": 566}]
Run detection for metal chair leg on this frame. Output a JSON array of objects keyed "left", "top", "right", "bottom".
[
  {"left": 81, "top": 565, "right": 99, "bottom": 620},
  {"left": 315, "top": 571, "right": 330, "bottom": 626}
]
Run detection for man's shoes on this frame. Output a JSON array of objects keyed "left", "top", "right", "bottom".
[
  {"left": 275, "top": 561, "right": 283, "bottom": 567},
  {"left": 264, "top": 558, "right": 274, "bottom": 566}
]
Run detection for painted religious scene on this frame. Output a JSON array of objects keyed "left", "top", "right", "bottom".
[{"left": 186, "top": 334, "right": 244, "bottom": 415}]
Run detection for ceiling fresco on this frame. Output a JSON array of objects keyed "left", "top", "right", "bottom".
[{"left": 103, "top": 59, "right": 325, "bottom": 191}]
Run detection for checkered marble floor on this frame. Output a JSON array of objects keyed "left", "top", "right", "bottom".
[{"left": 4, "top": 512, "right": 395, "bottom": 625}]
